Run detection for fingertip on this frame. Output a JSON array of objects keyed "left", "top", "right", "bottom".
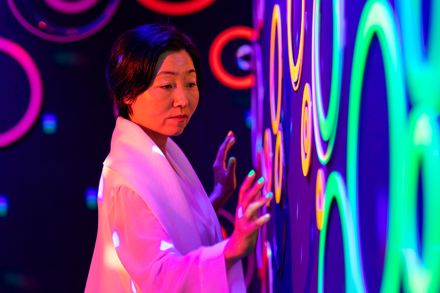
[
  {"left": 227, "top": 130, "right": 234, "bottom": 137},
  {"left": 247, "top": 169, "right": 256, "bottom": 177}
]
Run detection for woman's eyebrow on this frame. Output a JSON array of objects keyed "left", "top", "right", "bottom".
[{"left": 157, "top": 69, "right": 196, "bottom": 76}]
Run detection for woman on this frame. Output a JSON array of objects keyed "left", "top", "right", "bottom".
[{"left": 86, "top": 23, "right": 273, "bottom": 292}]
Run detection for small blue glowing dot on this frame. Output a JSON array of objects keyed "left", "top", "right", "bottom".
[
  {"left": 112, "top": 231, "right": 120, "bottom": 248},
  {"left": 42, "top": 113, "right": 58, "bottom": 135},
  {"left": 0, "top": 195, "right": 8, "bottom": 217},
  {"left": 245, "top": 110, "right": 252, "bottom": 129},
  {"left": 85, "top": 187, "right": 98, "bottom": 210}
]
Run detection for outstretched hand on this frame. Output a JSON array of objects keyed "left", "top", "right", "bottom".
[
  {"left": 224, "top": 170, "right": 273, "bottom": 268},
  {"left": 210, "top": 131, "right": 237, "bottom": 211}
]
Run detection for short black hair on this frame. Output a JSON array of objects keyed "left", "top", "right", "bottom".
[{"left": 106, "top": 23, "right": 201, "bottom": 118}]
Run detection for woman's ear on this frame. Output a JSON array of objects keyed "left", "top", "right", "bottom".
[{"left": 123, "top": 96, "right": 133, "bottom": 105}]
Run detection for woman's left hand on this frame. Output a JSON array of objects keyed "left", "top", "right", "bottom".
[{"left": 210, "top": 131, "right": 237, "bottom": 211}]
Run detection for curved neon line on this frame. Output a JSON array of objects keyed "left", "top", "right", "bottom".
[
  {"left": 396, "top": 0, "right": 440, "bottom": 111},
  {"left": 137, "top": 0, "right": 214, "bottom": 16},
  {"left": 301, "top": 83, "right": 312, "bottom": 176},
  {"left": 209, "top": 26, "right": 255, "bottom": 90},
  {"left": 44, "top": 0, "right": 98, "bottom": 14},
  {"left": 269, "top": 4, "right": 283, "bottom": 135},
  {"left": 0, "top": 38, "right": 43, "bottom": 148},
  {"left": 311, "top": 0, "right": 345, "bottom": 164},
  {"left": 317, "top": 171, "right": 365, "bottom": 293},
  {"left": 7, "top": 0, "right": 120, "bottom": 43},
  {"left": 347, "top": 1, "right": 406, "bottom": 292},
  {"left": 287, "top": 0, "right": 305, "bottom": 91},
  {"left": 263, "top": 128, "right": 274, "bottom": 196},
  {"left": 274, "top": 128, "right": 284, "bottom": 204},
  {"left": 315, "top": 168, "right": 325, "bottom": 231},
  {"left": 401, "top": 106, "right": 440, "bottom": 292}
]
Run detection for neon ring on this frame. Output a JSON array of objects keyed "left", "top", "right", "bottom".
[
  {"left": 269, "top": 4, "right": 283, "bottom": 135},
  {"left": 347, "top": 1, "right": 405, "bottom": 291},
  {"left": 301, "top": 83, "right": 313, "bottom": 176},
  {"left": 0, "top": 38, "right": 43, "bottom": 148},
  {"left": 311, "top": 0, "right": 345, "bottom": 164},
  {"left": 317, "top": 172, "right": 365, "bottom": 292},
  {"left": 137, "top": 0, "right": 214, "bottom": 16},
  {"left": 287, "top": 0, "right": 305, "bottom": 91},
  {"left": 44, "top": 0, "right": 98, "bottom": 14},
  {"left": 251, "top": 42, "right": 264, "bottom": 169},
  {"left": 274, "top": 128, "right": 284, "bottom": 204},
  {"left": 315, "top": 168, "right": 325, "bottom": 230},
  {"left": 7, "top": 0, "right": 120, "bottom": 43},
  {"left": 262, "top": 128, "right": 274, "bottom": 196},
  {"left": 396, "top": 0, "right": 440, "bottom": 111},
  {"left": 401, "top": 107, "right": 440, "bottom": 292},
  {"left": 209, "top": 26, "right": 255, "bottom": 90}
]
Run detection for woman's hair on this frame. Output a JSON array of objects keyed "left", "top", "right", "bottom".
[{"left": 106, "top": 23, "right": 201, "bottom": 118}]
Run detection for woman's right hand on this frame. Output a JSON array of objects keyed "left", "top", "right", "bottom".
[{"left": 224, "top": 170, "right": 273, "bottom": 268}]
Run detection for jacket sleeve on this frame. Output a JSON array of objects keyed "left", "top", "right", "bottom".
[{"left": 107, "top": 185, "right": 242, "bottom": 293}]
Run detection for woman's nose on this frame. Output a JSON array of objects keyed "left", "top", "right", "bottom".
[{"left": 173, "top": 87, "right": 190, "bottom": 108}]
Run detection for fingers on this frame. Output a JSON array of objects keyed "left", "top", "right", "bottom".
[
  {"left": 244, "top": 192, "right": 273, "bottom": 219},
  {"left": 238, "top": 170, "right": 257, "bottom": 201},
  {"left": 240, "top": 175, "right": 265, "bottom": 208},
  {"left": 214, "top": 131, "right": 236, "bottom": 169}
]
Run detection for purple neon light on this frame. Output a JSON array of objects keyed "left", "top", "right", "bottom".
[
  {"left": 44, "top": 0, "right": 99, "bottom": 14},
  {"left": 7, "top": 0, "right": 120, "bottom": 43},
  {"left": 0, "top": 38, "right": 43, "bottom": 148}
]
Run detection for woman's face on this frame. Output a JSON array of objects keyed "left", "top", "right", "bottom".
[{"left": 127, "top": 50, "right": 199, "bottom": 140}]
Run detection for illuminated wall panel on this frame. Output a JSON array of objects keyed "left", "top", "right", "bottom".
[{"left": 252, "top": 0, "right": 440, "bottom": 292}]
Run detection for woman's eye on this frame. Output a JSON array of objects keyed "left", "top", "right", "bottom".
[
  {"left": 160, "top": 84, "right": 173, "bottom": 89},
  {"left": 187, "top": 82, "right": 197, "bottom": 88}
]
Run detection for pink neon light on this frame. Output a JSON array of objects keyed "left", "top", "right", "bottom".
[
  {"left": 0, "top": 38, "right": 43, "bottom": 148},
  {"left": 7, "top": 0, "right": 120, "bottom": 43},
  {"left": 44, "top": 0, "right": 98, "bottom": 14}
]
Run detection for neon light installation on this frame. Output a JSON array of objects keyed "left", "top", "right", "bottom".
[
  {"left": 7, "top": 0, "right": 120, "bottom": 43},
  {"left": 137, "top": 0, "right": 214, "bottom": 16},
  {"left": 0, "top": 38, "right": 43, "bottom": 148},
  {"left": 287, "top": 0, "right": 305, "bottom": 91},
  {"left": 311, "top": 0, "right": 345, "bottom": 164},
  {"left": 209, "top": 26, "right": 255, "bottom": 90}
]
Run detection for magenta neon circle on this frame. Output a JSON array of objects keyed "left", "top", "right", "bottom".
[
  {"left": 137, "top": 0, "right": 214, "bottom": 16},
  {"left": 7, "top": 0, "right": 120, "bottom": 43},
  {"left": 44, "top": 0, "right": 99, "bottom": 14},
  {"left": 0, "top": 38, "right": 43, "bottom": 148}
]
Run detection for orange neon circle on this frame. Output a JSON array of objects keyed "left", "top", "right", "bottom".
[
  {"left": 209, "top": 26, "right": 255, "bottom": 89},
  {"left": 315, "top": 168, "right": 325, "bottom": 230},
  {"left": 287, "top": 0, "right": 305, "bottom": 91},
  {"left": 269, "top": 4, "right": 283, "bottom": 134},
  {"left": 137, "top": 0, "right": 214, "bottom": 16},
  {"left": 263, "top": 128, "right": 274, "bottom": 196},
  {"left": 301, "top": 83, "right": 313, "bottom": 176},
  {"left": 274, "top": 128, "right": 284, "bottom": 204}
]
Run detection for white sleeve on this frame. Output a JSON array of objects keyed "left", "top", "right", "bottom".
[{"left": 108, "top": 185, "right": 241, "bottom": 293}]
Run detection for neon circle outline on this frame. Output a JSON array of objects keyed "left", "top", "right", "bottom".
[
  {"left": 262, "top": 128, "right": 274, "bottom": 195},
  {"left": 347, "top": 1, "right": 406, "bottom": 291},
  {"left": 396, "top": 0, "right": 440, "bottom": 111},
  {"left": 317, "top": 171, "right": 365, "bottom": 293},
  {"left": 269, "top": 4, "right": 283, "bottom": 135},
  {"left": 137, "top": 0, "right": 214, "bottom": 16},
  {"left": 301, "top": 83, "right": 313, "bottom": 176},
  {"left": 7, "top": 0, "right": 121, "bottom": 43},
  {"left": 209, "top": 26, "right": 255, "bottom": 90},
  {"left": 287, "top": 0, "right": 305, "bottom": 91},
  {"left": 0, "top": 37, "right": 43, "bottom": 148},
  {"left": 311, "top": 0, "right": 345, "bottom": 164}
]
